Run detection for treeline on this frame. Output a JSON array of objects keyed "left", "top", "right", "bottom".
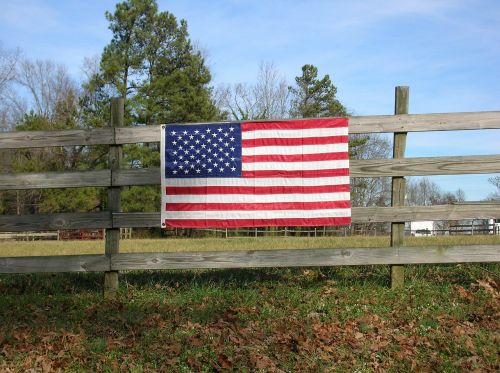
[{"left": 0, "top": 0, "right": 488, "bottom": 220}]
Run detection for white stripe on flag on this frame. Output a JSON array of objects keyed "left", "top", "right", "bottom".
[
  {"left": 241, "top": 160, "right": 349, "bottom": 171},
  {"left": 242, "top": 127, "right": 348, "bottom": 139},
  {"left": 241, "top": 143, "right": 348, "bottom": 156},
  {"left": 164, "top": 208, "right": 352, "bottom": 220},
  {"left": 164, "top": 192, "right": 350, "bottom": 204},
  {"left": 163, "top": 176, "right": 351, "bottom": 187}
]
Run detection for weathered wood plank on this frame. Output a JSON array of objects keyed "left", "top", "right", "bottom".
[
  {"left": 115, "top": 156, "right": 500, "bottom": 183},
  {"left": 2, "top": 245, "right": 498, "bottom": 274},
  {"left": 0, "top": 255, "right": 110, "bottom": 273},
  {"left": 390, "top": 85, "right": 409, "bottom": 289},
  {"left": 0, "top": 170, "right": 111, "bottom": 190},
  {"left": 113, "top": 212, "right": 161, "bottom": 228},
  {"left": 354, "top": 204, "right": 500, "bottom": 223},
  {"left": 1, "top": 112, "right": 499, "bottom": 149},
  {"left": 350, "top": 155, "right": 500, "bottom": 177},
  {"left": 113, "top": 168, "right": 160, "bottom": 186},
  {"left": 115, "top": 112, "right": 500, "bottom": 142},
  {"left": 115, "top": 126, "right": 159, "bottom": 144},
  {"left": 110, "top": 245, "right": 500, "bottom": 271},
  {"left": 4, "top": 154, "right": 499, "bottom": 190},
  {"left": 105, "top": 98, "right": 124, "bottom": 298},
  {"left": 349, "top": 111, "right": 500, "bottom": 134},
  {"left": 1, "top": 204, "right": 497, "bottom": 232},
  {"left": 112, "top": 203, "right": 500, "bottom": 228},
  {"left": 0, "top": 212, "right": 112, "bottom": 232},
  {"left": 0, "top": 128, "right": 114, "bottom": 149}
]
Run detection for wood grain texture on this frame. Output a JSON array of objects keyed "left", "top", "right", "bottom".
[
  {"left": 109, "top": 245, "right": 500, "bottom": 271},
  {"left": 111, "top": 155, "right": 500, "bottom": 182},
  {"left": 0, "top": 128, "right": 114, "bottom": 149},
  {"left": 113, "top": 212, "right": 161, "bottom": 228},
  {"left": 0, "top": 255, "right": 110, "bottom": 273},
  {"left": 0, "top": 212, "right": 112, "bottom": 232},
  {"left": 105, "top": 98, "right": 124, "bottom": 296},
  {"left": 350, "top": 155, "right": 500, "bottom": 177},
  {"left": 127, "top": 203, "right": 494, "bottom": 224},
  {"left": 390, "top": 85, "right": 409, "bottom": 289},
  {"left": 1, "top": 204, "right": 497, "bottom": 232},
  {"left": 106, "top": 99, "right": 123, "bottom": 256},
  {"left": 115, "top": 126, "right": 159, "bottom": 144},
  {"left": 1, "top": 111, "right": 499, "bottom": 149},
  {"left": 0, "top": 170, "right": 111, "bottom": 190},
  {"left": 2, "top": 245, "right": 498, "bottom": 273},
  {"left": 111, "top": 203, "right": 500, "bottom": 228},
  {"left": 349, "top": 111, "right": 500, "bottom": 134},
  {"left": 112, "top": 168, "right": 160, "bottom": 186},
  {"left": 354, "top": 204, "right": 500, "bottom": 223},
  {"left": 115, "top": 112, "right": 500, "bottom": 141},
  {"left": 4, "top": 154, "right": 499, "bottom": 190}
]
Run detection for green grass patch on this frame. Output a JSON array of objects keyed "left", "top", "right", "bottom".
[{"left": 0, "top": 263, "right": 499, "bottom": 371}]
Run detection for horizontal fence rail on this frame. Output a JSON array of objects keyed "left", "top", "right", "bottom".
[
  {"left": 2, "top": 154, "right": 500, "bottom": 190},
  {"left": 0, "top": 245, "right": 499, "bottom": 274},
  {"left": 1, "top": 111, "right": 499, "bottom": 149},
  {"left": 1, "top": 204, "right": 499, "bottom": 232},
  {"left": 1, "top": 105, "right": 499, "bottom": 280}
]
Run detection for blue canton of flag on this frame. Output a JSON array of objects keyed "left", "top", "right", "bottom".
[{"left": 165, "top": 123, "right": 242, "bottom": 178}]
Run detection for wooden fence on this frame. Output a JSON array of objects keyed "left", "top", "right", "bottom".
[{"left": 1, "top": 87, "right": 499, "bottom": 295}]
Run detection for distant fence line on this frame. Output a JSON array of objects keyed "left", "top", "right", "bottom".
[
  {"left": 167, "top": 224, "right": 500, "bottom": 238},
  {"left": 0, "top": 228, "right": 132, "bottom": 241},
  {"left": 1, "top": 87, "right": 500, "bottom": 296},
  {"left": 1, "top": 224, "right": 498, "bottom": 241}
]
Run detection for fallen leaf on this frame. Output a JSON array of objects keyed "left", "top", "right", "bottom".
[
  {"left": 250, "top": 354, "right": 274, "bottom": 369},
  {"left": 188, "top": 335, "right": 204, "bottom": 347},
  {"left": 354, "top": 332, "right": 364, "bottom": 340},
  {"left": 169, "top": 343, "right": 182, "bottom": 356},
  {"left": 217, "top": 354, "right": 232, "bottom": 370},
  {"left": 476, "top": 278, "right": 499, "bottom": 297},
  {"left": 320, "top": 287, "right": 336, "bottom": 297},
  {"left": 455, "top": 286, "right": 475, "bottom": 301},
  {"left": 84, "top": 304, "right": 98, "bottom": 317}
]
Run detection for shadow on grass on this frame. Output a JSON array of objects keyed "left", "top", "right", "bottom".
[{"left": 2, "top": 263, "right": 497, "bottom": 297}]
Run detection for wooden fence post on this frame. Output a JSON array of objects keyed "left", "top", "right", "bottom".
[
  {"left": 104, "top": 97, "right": 124, "bottom": 299},
  {"left": 391, "top": 86, "right": 409, "bottom": 289}
]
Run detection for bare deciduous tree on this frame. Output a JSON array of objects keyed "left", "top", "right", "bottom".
[
  {"left": 0, "top": 45, "right": 18, "bottom": 94},
  {"left": 216, "top": 61, "right": 289, "bottom": 120},
  {"left": 486, "top": 176, "right": 500, "bottom": 200},
  {"left": 16, "top": 59, "right": 78, "bottom": 121},
  {"left": 0, "top": 44, "right": 21, "bottom": 131},
  {"left": 350, "top": 134, "right": 392, "bottom": 207}
]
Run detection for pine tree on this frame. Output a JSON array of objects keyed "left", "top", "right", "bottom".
[
  {"left": 81, "top": 0, "right": 222, "bottom": 212},
  {"left": 289, "top": 64, "right": 347, "bottom": 118},
  {"left": 92, "top": 0, "right": 220, "bottom": 125}
]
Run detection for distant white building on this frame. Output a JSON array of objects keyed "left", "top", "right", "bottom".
[
  {"left": 408, "top": 221, "right": 434, "bottom": 236},
  {"left": 490, "top": 218, "right": 500, "bottom": 235}
]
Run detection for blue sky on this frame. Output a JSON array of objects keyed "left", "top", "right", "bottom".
[{"left": 0, "top": 0, "right": 499, "bottom": 200}]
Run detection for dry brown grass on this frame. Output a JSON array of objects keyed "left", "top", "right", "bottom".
[{"left": 1, "top": 234, "right": 499, "bottom": 257}]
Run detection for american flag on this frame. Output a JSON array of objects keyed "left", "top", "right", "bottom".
[{"left": 160, "top": 118, "right": 351, "bottom": 228}]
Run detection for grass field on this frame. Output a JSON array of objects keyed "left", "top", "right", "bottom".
[
  {"left": 1, "top": 236, "right": 499, "bottom": 371},
  {"left": 1, "top": 234, "right": 500, "bottom": 257}
]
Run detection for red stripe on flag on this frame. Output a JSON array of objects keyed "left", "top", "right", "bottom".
[
  {"left": 242, "top": 152, "right": 349, "bottom": 163},
  {"left": 242, "top": 135, "right": 348, "bottom": 147},
  {"left": 164, "top": 217, "right": 352, "bottom": 228},
  {"left": 242, "top": 168, "right": 349, "bottom": 178},
  {"left": 166, "top": 200, "right": 351, "bottom": 211},
  {"left": 166, "top": 184, "right": 351, "bottom": 195},
  {"left": 242, "top": 118, "right": 347, "bottom": 131}
]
